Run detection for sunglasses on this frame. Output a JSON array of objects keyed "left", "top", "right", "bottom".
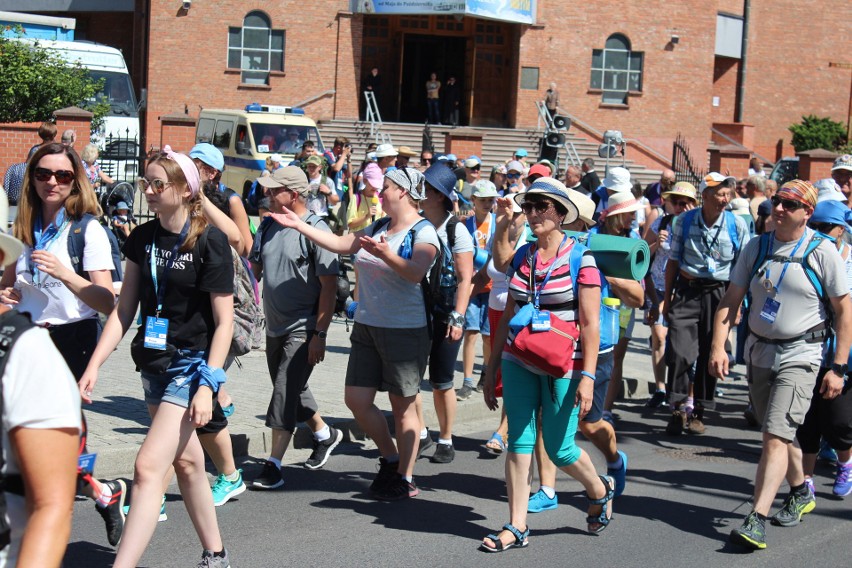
[
  {"left": 421, "top": 158, "right": 432, "bottom": 164},
  {"left": 507, "top": 172, "right": 521, "bottom": 179},
  {"left": 33, "top": 167, "right": 74, "bottom": 184},
  {"left": 671, "top": 200, "right": 691, "bottom": 207},
  {"left": 770, "top": 195, "right": 806, "bottom": 211},
  {"left": 520, "top": 201, "right": 553, "bottom": 215},
  {"left": 137, "top": 177, "right": 172, "bottom": 193}
]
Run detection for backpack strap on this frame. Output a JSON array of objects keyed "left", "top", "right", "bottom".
[
  {"left": 67, "top": 214, "right": 95, "bottom": 278},
  {"left": 677, "top": 208, "right": 700, "bottom": 263},
  {"left": 299, "top": 213, "right": 322, "bottom": 261},
  {"left": 724, "top": 210, "right": 741, "bottom": 260}
]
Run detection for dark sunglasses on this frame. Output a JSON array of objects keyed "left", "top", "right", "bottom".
[
  {"left": 810, "top": 222, "right": 838, "bottom": 234},
  {"left": 33, "top": 167, "right": 74, "bottom": 184},
  {"left": 520, "top": 201, "right": 553, "bottom": 215},
  {"left": 507, "top": 172, "right": 521, "bottom": 179},
  {"left": 136, "top": 177, "right": 172, "bottom": 193},
  {"left": 770, "top": 195, "right": 806, "bottom": 211},
  {"left": 421, "top": 158, "right": 432, "bottom": 164}
]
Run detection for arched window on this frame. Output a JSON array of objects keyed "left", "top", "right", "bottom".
[
  {"left": 590, "top": 34, "right": 643, "bottom": 105},
  {"left": 228, "top": 11, "right": 285, "bottom": 85}
]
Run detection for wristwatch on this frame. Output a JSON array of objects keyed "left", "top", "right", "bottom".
[
  {"left": 316, "top": 330, "right": 328, "bottom": 340},
  {"left": 831, "top": 362, "right": 848, "bottom": 376},
  {"left": 448, "top": 311, "right": 465, "bottom": 328}
]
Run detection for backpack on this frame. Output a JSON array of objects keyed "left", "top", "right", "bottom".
[
  {"left": 0, "top": 310, "right": 37, "bottom": 551},
  {"left": 677, "top": 208, "right": 742, "bottom": 264},
  {"left": 68, "top": 213, "right": 123, "bottom": 283},
  {"left": 372, "top": 216, "right": 444, "bottom": 336}
]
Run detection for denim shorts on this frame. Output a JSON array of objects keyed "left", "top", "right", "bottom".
[
  {"left": 140, "top": 349, "right": 206, "bottom": 408},
  {"left": 464, "top": 292, "right": 491, "bottom": 335}
]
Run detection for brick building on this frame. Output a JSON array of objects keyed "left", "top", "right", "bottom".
[{"left": 4, "top": 0, "right": 851, "bottom": 172}]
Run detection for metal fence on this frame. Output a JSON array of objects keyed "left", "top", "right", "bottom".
[{"left": 671, "top": 133, "right": 706, "bottom": 186}]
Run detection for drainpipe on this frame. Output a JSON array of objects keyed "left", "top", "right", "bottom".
[{"left": 735, "top": 0, "right": 750, "bottom": 123}]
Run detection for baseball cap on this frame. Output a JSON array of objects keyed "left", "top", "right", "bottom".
[
  {"left": 699, "top": 172, "right": 737, "bottom": 192},
  {"left": 256, "top": 165, "right": 310, "bottom": 195},
  {"left": 445, "top": 154, "right": 457, "bottom": 162},
  {"left": 506, "top": 160, "right": 525, "bottom": 174},
  {"left": 189, "top": 143, "right": 225, "bottom": 172},
  {"left": 832, "top": 154, "right": 852, "bottom": 172},
  {"left": 471, "top": 179, "right": 499, "bottom": 198},
  {"left": 269, "top": 153, "right": 284, "bottom": 163},
  {"left": 304, "top": 155, "right": 324, "bottom": 167},
  {"left": 363, "top": 162, "right": 383, "bottom": 189},
  {"left": 375, "top": 143, "right": 398, "bottom": 158},
  {"left": 515, "top": 148, "right": 528, "bottom": 158},
  {"left": 527, "top": 164, "right": 551, "bottom": 180},
  {"left": 464, "top": 156, "right": 481, "bottom": 168}
]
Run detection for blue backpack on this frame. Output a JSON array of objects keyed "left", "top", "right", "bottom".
[
  {"left": 67, "top": 214, "right": 123, "bottom": 283},
  {"left": 677, "top": 208, "right": 742, "bottom": 263}
]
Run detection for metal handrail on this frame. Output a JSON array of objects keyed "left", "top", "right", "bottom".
[
  {"left": 292, "top": 89, "right": 336, "bottom": 109},
  {"left": 559, "top": 108, "right": 672, "bottom": 167},
  {"left": 710, "top": 127, "right": 775, "bottom": 167},
  {"left": 363, "top": 91, "right": 391, "bottom": 144}
]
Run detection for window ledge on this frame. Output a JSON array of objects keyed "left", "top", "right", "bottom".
[
  {"left": 599, "top": 103, "right": 630, "bottom": 109},
  {"left": 587, "top": 88, "right": 603, "bottom": 94},
  {"left": 224, "top": 68, "right": 240, "bottom": 75},
  {"left": 628, "top": 90, "right": 642, "bottom": 96},
  {"left": 238, "top": 83, "right": 272, "bottom": 91},
  {"left": 269, "top": 71, "right": 286, "bottom": 78}
]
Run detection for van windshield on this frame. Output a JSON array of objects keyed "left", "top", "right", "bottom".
[
  {"left": 249, "top": 123, "right": 324, "bottom": 155},
  {"left": 87, "top": 70, "right": 138, "bottom": 118}
]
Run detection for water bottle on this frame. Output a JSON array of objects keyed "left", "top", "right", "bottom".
[
  {"left": 345, "top": 299, "right": 358, "bottom": 320},
  {"left": 601, "top": 297, "right": 621, "bottom": 348}
]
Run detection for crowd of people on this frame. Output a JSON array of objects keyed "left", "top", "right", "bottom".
[{"left": 0, "top": 126, "right": 851, "bottom": 566}]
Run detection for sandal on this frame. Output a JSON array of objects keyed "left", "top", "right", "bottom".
[
  {"left": 480, "top": 523, "right": 529, "bottom": 553},
  {"left": 586, "top": 475, "right": 615, "bottom": 534},
  {"left": 485, "top": 432, "right": 506, "bottom": 455}
]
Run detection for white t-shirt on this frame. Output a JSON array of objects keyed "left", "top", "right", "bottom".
[
  {"left": 0, "top": 326, "right": 80, "bottom": 567},
  {"left": 13, "top": 219, "right": 114, "bottom": 325}
]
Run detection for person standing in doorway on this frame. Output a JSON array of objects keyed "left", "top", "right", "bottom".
[
  {"left": 426, "top": 73, "right": 441, "bottom": 125},
  {"left": 443, "top": 76, "right": 461, "bottom": 127}
]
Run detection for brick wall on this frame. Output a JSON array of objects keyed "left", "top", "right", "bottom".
[{"left": 159, "top": 115, "right": 198, "bottom": 153}]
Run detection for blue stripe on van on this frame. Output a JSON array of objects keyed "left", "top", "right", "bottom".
[{"left": 224, "top": 156, "right": 267, "bottom": 171}]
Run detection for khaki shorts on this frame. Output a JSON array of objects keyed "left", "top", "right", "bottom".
[
  {"left": 748, "top": 360, "right": 819, "bottom": 442},
  {"left": 345, "top": 323, "right": 429, "bottom": 397}
]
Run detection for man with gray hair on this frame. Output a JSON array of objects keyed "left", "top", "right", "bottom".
[
  {"left": 60, "top": 128, "right": 76, "bottom": 148},
  {"left": 747, "top": 174, "right": 767, "bottom": 220},
  {"left": 564, "top": 165, "right": 583, "bottom": 193}
]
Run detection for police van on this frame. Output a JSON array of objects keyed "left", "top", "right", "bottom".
[{"left": 195, "top": 103, "right": 325, "bottom": 206}]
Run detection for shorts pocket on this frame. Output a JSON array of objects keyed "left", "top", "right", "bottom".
[{"left": 788, "top": 384, "right": 813, "bottom": 426}]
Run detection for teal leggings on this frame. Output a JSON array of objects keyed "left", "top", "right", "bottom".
[{"left": 502, "top": 359, "right": 582, "bottom": 467}]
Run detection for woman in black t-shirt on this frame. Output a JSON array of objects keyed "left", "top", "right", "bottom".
[{"left": 78, "top": 147, "right": 235, "bottom": 567}]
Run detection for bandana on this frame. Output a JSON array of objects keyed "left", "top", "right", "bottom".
[
  {"left": 385, "top": 167, "right": 427, "bottom": 200},
  {"left": 777, "top": 179, "right": 818, "bottom": 209},
  {"left": 163, "top": 145, "right": 200, "bottom": 197}
]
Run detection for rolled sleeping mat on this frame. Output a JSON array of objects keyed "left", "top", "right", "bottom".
[
  {"left": 473, "top": 247, "right": 490, "bottom": 272},
  {"left": 564, "top": 230, "right": 650, "bottom": 280}
]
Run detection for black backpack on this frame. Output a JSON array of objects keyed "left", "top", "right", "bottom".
[
  {"left": 0, "top": 310, "right": 37, "bottom": 551},
  {"left": 67, "top": 213, "right": 124, "bottom": 283}
]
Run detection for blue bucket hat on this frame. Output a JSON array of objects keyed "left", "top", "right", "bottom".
[
  {"left": 810, "top": 200, "right": 852, "bottom": 232},
  {"left": 423, "top": 163, "right": 458, "bottom": 201},
  {"left": 189, "top": 143, "right": 225, "bottom": 172}
]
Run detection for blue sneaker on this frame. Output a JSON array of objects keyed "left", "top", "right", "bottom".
[
  {"left": 122, "top": 495, "right": 167, "bottom": 522},
  {"left": 527, "top": 489, "right": 558, "bottom": 513},
  {"left": 607, "top": 450, "right": 628, "bottom": 497},
  {"left": 212, "top": 469, "right": 247, "bottom": 507},
  {"left": 833, "top": 462, "right": 852, "bottom": 497},
  {"left": 819, "top": 441, "right": 838, "bottom": 464}
]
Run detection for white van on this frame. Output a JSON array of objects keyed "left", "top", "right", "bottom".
[{"left": 195, "top": 104, "right": 325, "bottom": 209}]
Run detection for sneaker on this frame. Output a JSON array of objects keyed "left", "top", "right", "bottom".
[
  {"left": 686, "top": 414, "right": 706, "bottom": 435},
  {"left": 211, "top": 470, "right": 246, "bottom": 507},
  {"left": 819, "top": 440, "right": 839, "bottom": 464},
  {"left": 771, "top": 488, "right": 816, "bottom": 526},
  {"left": 430, "top": 443, "right": 455, "bottom": 464},
  {"left": 804, "top": 477, "right": 815, "bottom": 497},
  {"left": 374, "top": 473, "right": 419, "bottom": 501},
  {"left": 833, "top": 462, "right": 852, "bottom": 497},
  {"left": 645, "top": 390, "right": 667, "bottom": 408},
  {"left": 369, "top": 457, "right": 399, "bottom": 496},
  {"left": 417, "top": 433, "right": 435, "bottom": 460},
  {"left": 456, "top": 383, "right": 475, "bottom": 401},
  {"left": 607, "top": 450, "right": 628, "bottom": 497},
  {"left": 475, "top": 368, "right": 486, "bottom": 392},
  {"left": 527, "top": 489, "right": 558, "bottom": 513},
  {"left": 666, "top": 410, "right": 687, "bottom": 436},
  {"left": 251, "top": 460, "right": 285, "bottom": 490},
  {"left": 95, "top": 479, "right": 126, "bottom": 547},
  {"left": 305, "top": 427, "right": 343, "bottom": 470},
  {"left": 197, "top": 548, "right": 230, "bottom": 568},
  {"left": 729, "top": 511, "right": 767, "bottom": 550},
  {"left": 122, "top": 494, "right": 167, "bottom": 522}
]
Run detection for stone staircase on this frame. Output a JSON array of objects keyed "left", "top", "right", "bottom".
[{"left": 317, "top": 119, "right": 663, "bottom": 187}]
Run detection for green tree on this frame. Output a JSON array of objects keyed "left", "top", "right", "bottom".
[
  {"left": 0, "top": 31, "right": 108, "bottom": 125},
  {"left": 788, "top": 115, "right": 848, "bottom": 153}
]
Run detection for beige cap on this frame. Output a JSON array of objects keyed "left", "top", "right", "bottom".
[{"left": 256, "top": 165, "right": 310, "bottom": 196}]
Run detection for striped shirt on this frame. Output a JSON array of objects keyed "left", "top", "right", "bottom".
[
  {"left": 504, "top": 239, "right": 601, "bottom": 377},
  {"left": 669, "top": 209, "right": 750, "bottom": 281}
]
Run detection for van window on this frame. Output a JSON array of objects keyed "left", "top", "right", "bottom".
[
  {"left": 250, "top": 123, "right": 323, "bottom": 154},
  {"left": 197, "top": 118, "right": 216, "bottom": 143},
  {"left": 213, "top": 120, "right": 234, "bottom": 149}
]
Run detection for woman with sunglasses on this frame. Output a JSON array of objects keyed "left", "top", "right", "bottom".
[
  {"left": 0, "top": 143, "right": 130, "bottom": 546},
  {"left": 77, "top": 147, "right": 235, "bottom": 567},
  {"left": 271, "top": 166, "right": 439, "bottom": 501},
  {"left": 481, "top": 178, "right": 614, "bottom": 551},
  {"left": 644, "top": 182, "right": 698, "bottom": 407}
]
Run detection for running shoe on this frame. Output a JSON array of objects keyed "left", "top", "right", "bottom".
[
  {"left": 373, "top": 473, "right": 419, "bottom": 501},
  {"left": 819, "top": 440, "right": 839, "bottom": 464},
  {"left": 369, "top": 457, "right": 398, "bottom": 496},
  {"left": 251, "top": 461, "right": 285, "bottom": 490},
  {"left": 197, "top": 548, "right": 231, "bottom": 568},
  {"left": 771, "top": 488, "right": 815, "bottom": 526},
  {"left": 607, "top": 450, "right": 628, "bottom": 497},
  {"left": 833, "top": 462, "right": 852, "bottom": 497},
  {"left": 95, "top": 479, "right": 126, "bottom": 547},
  {"left": 305, "top": 427, "right": 343, "bottom": 470},
  {"left": 430, "top": 443, "right": 455, "bottom": 464},
  {"left": 122, "top": 494, "right": 167, "bottom": 522},
  {"left": 456, "top": 383, "right": 476, "bottom": 401},
  {"left": 527, "top": 489, "right": 558, "bottom": 513},
  {"left": 417, "top": 433, "right": 435, "bottom": 460},
  {"left": 645, "top": 390, "right": 667, "bottom": 408},
  {"left": 729, "top": 511, "right": 767, "bottom": 550},
  {"left": 211, "top": 470, "right": 246, "bottom": 506}
]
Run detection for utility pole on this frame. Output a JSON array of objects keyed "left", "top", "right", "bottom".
[{"left": 829, "top": 62, "right": 852, "bottom": 144}]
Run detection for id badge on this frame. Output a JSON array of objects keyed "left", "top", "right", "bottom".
[
  {"left": 707, "top": 257, "right": 717, "bottom": 273},
  {"left": 531, "top": 309, "right": 552, "bottom": 332},
  {"left": 78, "top": 452, "right": 97, "bottom": 475},
  {"left": 759, "top": 297, "right": 781, "bottom": 323},
  {"left": 144, "top": 316, "right": 169, "bottom": 350}
]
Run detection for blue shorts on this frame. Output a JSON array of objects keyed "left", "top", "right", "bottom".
[
  {"left": 464, "top": 292, "right": 491, "bottom": 336},
  {"left": 141, "top": 349, "right": 206, "bottom": 408},
  {"left": 583, "top": 350, "right": 614, "bottom": 423}
]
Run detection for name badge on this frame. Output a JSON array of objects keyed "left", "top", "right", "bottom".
[
  {"left": 78, "top": 452, "right": 97, "bottom": 474},
  {"left": 707, "top": 257, "right": 717, "bottom": 273},
  {"left": 144, "top": 316, "right": 169, "bottom": 350},
  {"left": 531, "top": 309, "right": 552, "bottom": 332},
  {"left": 759, "top": 297, "right": 781, "bottom": 323}
]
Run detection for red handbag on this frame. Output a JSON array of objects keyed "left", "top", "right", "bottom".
[{"left": 508, "top": 312, "right": 579, "bottom": 377}]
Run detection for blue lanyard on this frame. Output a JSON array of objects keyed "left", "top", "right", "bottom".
[
  {"left": 32, "top": 209, "right": 68, "bottom": 284},
  {"left": 531, "top": 235, "right": 567, "bottom": 309},
  {"left": 150, "top": 219, "right": 190, "bottom": 316},
  {"left": 765, "top": 231, "right": 806, "bottom": 293}
]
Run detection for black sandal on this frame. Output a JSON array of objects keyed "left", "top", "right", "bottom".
[
  {"left": 586, "top": 475, "right": 615, "bottom": 534},
  {"left": 480, "top": 523, "right": 530, "bottom": 552}
]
